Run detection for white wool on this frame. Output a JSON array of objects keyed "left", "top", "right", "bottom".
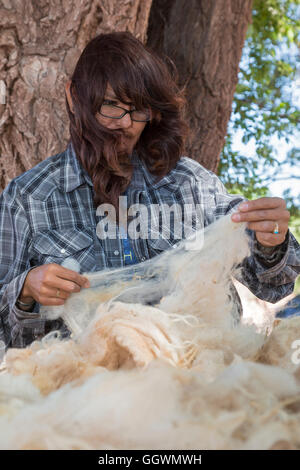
[
  {"left": 39, "top": 214, "right": 250, "bottom": 334},
  {"left": 1, "top": 215, "right": 300, "bottom": 450},
  {"left": 240, "top": 422, "right": 294, "bottom": 450},
  {"left": 0, "top": 373, "right": 41, "bottom": 418},
  {"left": 234, "top": 279, "right": 295, "bottom": 334},
  {"left": 0, "top": 361, "right": 299, "bottom": 450},
  {"left": 204, "top": 362, "right": 299, "bottom": 401},
  {"left": 254, "top": 316, "right": 300, "bottom": 372},
  {"left": 0, "top": 373, "right": 41, "bottom": 403}
]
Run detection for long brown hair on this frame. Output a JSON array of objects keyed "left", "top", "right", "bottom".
[{"left": 66, "top": 31, "right": 189, "bottom": 212}]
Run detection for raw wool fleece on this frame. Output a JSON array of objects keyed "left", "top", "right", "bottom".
[{"left": 1, "top": 215, "right": 300, "bottom": 450}]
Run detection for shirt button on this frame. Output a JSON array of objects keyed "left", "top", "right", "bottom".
[
  {"left": 61, "top": 248, "right": 66, "bottom": 254},
  {"left": 114, "top": 250, "right": 119, "bottom": 255}
]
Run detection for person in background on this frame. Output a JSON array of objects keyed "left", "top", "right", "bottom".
[{"left": 0, "top": 32, "right": 299, "bottom": 348}]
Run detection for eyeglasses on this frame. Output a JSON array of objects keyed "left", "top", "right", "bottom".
[{"left": 98, "top": 101, "right": 151, "bottom": 122}]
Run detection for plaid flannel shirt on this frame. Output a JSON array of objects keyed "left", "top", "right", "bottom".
[{"left": 0, "top": 142, "right": 299, "bottom": 348}]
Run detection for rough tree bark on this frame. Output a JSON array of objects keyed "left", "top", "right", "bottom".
[
  {"left": 147, "top": 0, "right": 253, "bottom": 172},
  {"left": 0, "top": 0, "right": 152, "bottom": 189},
  {"left": 0, "top": 0, "right": 253, "bottom": 191}
]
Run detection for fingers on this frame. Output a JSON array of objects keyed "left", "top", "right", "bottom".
[
  {"left": 247, "top": 219, "right": 288, "bottom": 247},
  {"left": 43, "top": 277, "right": 82, "bottom": 295},
  {"left": 53, "top": 265, "right": 90, "bottom": 288},
  {"left": 246, "top": 220, "right": 284, "bottom": 233},
  {"left": 38, "top": 286, "right": 72, "bottom": 306},
  {"left": 44, "top": 264, "right": 90, "bottom": 288},
  {"left": 27, "top": 263, "right": 90, "bottom": 306},
  {"left": 38, "top": 284, "right": 76, "bottom": 300},
  {"left": 38, "top": 297, "right": 65, "bottom": 307},
  {"left": 254, "top": 231, "right": 286, "bottom": 246},
  {"left": 230, "top": 197, "right": 290, "bottom": 248},
  {"left": 40, "top": 265, "right": 90, "bottom": 305},
  {"left": 232, "top": 208, "right": 290, "bottom": 223},
  {"left": 239, "top": 197, "right": 286, "bottom": 211}
]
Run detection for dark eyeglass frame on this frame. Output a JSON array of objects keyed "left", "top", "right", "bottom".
[{"left": 98, "top": 103, "right": 151, "bottom": 122}]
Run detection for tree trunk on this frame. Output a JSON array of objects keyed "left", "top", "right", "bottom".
[
  {"left": 0, "top": 0, "right": 252, "bottom": 191},
  {"left": 146, "top": 0, "right": 253, "bottom": 172},
  {"left": 0, "top": 0, "right": 152, "bottom": 190}
]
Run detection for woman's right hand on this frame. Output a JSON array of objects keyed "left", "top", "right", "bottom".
[{"left": 19, "top": 263, "right": 90, "bottom": 306}]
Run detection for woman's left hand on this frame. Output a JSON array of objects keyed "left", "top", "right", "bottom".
[{"left": 231, "top": 197, "right": 290, "bottom": 247}]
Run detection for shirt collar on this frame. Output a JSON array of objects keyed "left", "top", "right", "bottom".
[
  {"left": 130, "top": 151, "right": 180, "bottom": 190},
  {"left": 135, "top": 154, "right": 180, "bottom": 190},
  {"left": 60, "top": 143, "right": 179, "bottom": 194},
  {"left": 60, "top": 142, "right": 93, "bottom": 193}
]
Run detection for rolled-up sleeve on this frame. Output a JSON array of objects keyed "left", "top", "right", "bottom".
[
  {"left": 0, "top": 181, "right": 41, "bottom": 347},
  {"left": 239, "top": 228, "right": 300, "bottom": 303}
]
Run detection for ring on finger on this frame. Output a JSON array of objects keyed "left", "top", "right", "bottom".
[
  {"left": 56, "top": 288, "right": 60, "bottom": 298},
  {"left": 273, "top": 222, "right": 279, "bottom": 235}
]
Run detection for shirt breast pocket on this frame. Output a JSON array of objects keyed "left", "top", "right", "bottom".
[{"left": 29, "top": 227, "right": 96, "bottom": 273}]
